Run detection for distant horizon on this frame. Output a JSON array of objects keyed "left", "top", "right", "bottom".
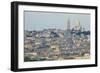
[
  {"left": 24, "top": 11, "right": 90, "bottom": 31},
  {"left": 24, "top": 28, "right": 90, "bottom": 32}
]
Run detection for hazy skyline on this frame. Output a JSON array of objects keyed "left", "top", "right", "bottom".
[{"left": 24, "top": 11, "right": 90, "bottom": 31}]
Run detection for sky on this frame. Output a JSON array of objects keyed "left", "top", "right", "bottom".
[{"left": 24, "top": 11, "right": 90, "bottom": 31}]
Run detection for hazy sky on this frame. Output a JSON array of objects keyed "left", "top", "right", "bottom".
[{"left": 24, "top": 11, "right": 90, "bottom": 31}]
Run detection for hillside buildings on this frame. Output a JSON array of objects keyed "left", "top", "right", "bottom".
[{"left": 24, "top": 19, "right": 90, "bottom": 61}]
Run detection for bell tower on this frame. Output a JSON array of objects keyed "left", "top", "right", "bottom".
[{"left": 67, "top": 18, "right": 70, "bottom": 31}]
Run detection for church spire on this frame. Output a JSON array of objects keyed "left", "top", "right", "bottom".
[{"left": 67, "top": 18, "right": 70, "bottom": 31}]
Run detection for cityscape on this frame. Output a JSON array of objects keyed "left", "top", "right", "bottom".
[{"left": 24, "top": 18, "right": 90, "bottom": 62}]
